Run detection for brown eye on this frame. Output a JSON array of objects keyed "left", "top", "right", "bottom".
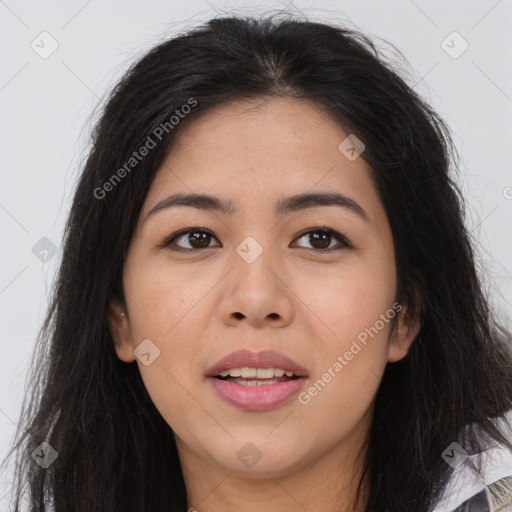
[
  {"left": 160, "top": 227, "right": 351, "bottom": 253},
  {"left": 162, "top": 228, "right": 220, "bottom": 251},
  {"left": 293, "top": 228, "right": 351, "bottom": 253}
]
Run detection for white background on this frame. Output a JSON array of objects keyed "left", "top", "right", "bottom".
[{"left": 1, "top": 0, "right": 511, "bottom": 506}]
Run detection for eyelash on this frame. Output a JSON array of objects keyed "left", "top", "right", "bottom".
[{"left": 159, "top": 226, "right": 352, "bottom": 253}]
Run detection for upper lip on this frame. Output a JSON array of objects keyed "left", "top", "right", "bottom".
[{"left": 206, "top": 349, "right": 309, "bottom": 378}]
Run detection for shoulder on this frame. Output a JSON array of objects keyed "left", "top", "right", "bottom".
[
  {"left": 450, "top": 475, "right": 512, "bottom": 511},
  {"left": 432, "top": 409, "right": 512, "bottom": 512}
]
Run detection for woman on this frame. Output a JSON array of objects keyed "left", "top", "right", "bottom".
[{"left": 4, "top": 14, "right": 512, "bottom": 512}]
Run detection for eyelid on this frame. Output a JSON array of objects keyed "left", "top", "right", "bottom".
[
  {"left": 293, "top": 226, "right": 352, "bottom": 249},
  {"left": 157, "top": 227, "right": 218, "bottom": 250},
  {"left": 160, "top": 226, "right": 352, "bottom": 252}
]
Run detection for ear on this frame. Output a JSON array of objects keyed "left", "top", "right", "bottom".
[
  {"left": 387, "top": 303, "right": 421, "bottom": 363},
  {"left": 107, "top": 300, "right": 136, "bottom": 363}
]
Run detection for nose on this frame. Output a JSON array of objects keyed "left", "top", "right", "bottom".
[{"left": 218, "top": 245, "right": 295, "bottom": 329}]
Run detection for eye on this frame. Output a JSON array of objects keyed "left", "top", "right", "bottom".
[
  {"left": 159, "top": 228, "right": 220, "bottom": 252},
  {"left": 292, "top": 227, "right": 352, "bottom": 253},
  {"left": 159, "top": 226, "right": 351, "bottom": 253}
]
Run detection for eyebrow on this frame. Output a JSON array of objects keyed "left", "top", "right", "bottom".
[{"left": 144, "top": 191, "right": 368, "bottom": 223}]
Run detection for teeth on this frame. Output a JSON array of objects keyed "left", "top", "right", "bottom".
[
  {"left": 256, "top": 368, "right": 273, "bottom": 378},
  {"left": 218, "top": 367, "right": 296, "bottom": 378},
  {"left": 241, "top": 367, "right": 258, "bottom": 378},
  {"left": 228, "top": 378, "right": 281, "bottom": 386}
]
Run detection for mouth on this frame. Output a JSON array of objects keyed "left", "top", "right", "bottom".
[{"left": 206, "top": 350, "right": 309, "bottom": 411}]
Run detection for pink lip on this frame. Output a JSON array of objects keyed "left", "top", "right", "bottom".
[
  {"left": 208, "top": 376, "right": 307, "bottom": 411},
  {"left": 206, "top": 349, "right": 309, "bottom": 377},
  {"left": 206, "top": 349, "right": 309, "bottom": 411}
]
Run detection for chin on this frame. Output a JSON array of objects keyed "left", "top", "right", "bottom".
[{"left": 207, "top": 439, "right": 311, "bottom": 478}]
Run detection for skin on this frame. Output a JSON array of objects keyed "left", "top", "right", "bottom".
[{"left": 108, "top": 96, "right": 420, "bottom": 512}]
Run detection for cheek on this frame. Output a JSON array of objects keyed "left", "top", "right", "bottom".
[
  {"left": 293, "top": 253, "right": 396, "bottom": 407},
  {"left": 296, "top": 250, "right": 397, "bottom": 349},
  {"left": 121, "top": 257, "right": 211, "bottom": 416},
  {"left": 293, "top": 280, "right": 396, "bottom": 446},
  {"left": 328, "top": 280, "right": 396, "bottom": 356},
  {"left": 123, "top": 254, "right": 212, "bottom": 344}
]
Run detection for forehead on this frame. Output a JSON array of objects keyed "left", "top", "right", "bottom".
[{"left": 141, "top": 96, "right": 379, "bottom": 220}]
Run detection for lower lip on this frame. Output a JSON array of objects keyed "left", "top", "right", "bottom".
[{"left": 208, "top": 376, "right": 307, "bottom": 411}]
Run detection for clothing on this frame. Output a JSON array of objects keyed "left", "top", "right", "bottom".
[
  {"left": 432, "top": 409, "right": 512, "bottom": 512},
  {"left": 451, "top": 475, "right": 512, "bottom": 511}
]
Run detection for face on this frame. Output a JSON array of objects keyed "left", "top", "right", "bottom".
[{"left": 108, "top": 96, "right": 419, "bottom": 482}]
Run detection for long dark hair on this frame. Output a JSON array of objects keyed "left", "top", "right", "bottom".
[{"left": 4, "top": 13, "right": 512, "bottom": 512}]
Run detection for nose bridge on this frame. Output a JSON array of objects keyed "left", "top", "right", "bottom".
[
  {"left": 233, "top": 233, "right": 278, "bottom": 290},
  {"left": 221, "top": 231, "right": 294, "bottom": 325},
  {"left": 212, "top": 206, "right": 296, "bottom": 328}
]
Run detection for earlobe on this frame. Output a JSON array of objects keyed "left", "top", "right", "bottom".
[
  {"left": 387, "top": 304, "right": 421, "bottom": 363},
  {"left": 107, "top": 300, "right": 136, "bottom": 363}
]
